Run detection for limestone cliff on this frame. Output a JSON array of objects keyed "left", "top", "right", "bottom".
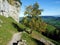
[{"left": 0, "top": 0, "right": 22, "bottom": 23}]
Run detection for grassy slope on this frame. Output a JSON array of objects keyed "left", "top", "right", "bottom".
[
  {"left": 22, "top": 30, "right": 60, "bottom": 45},
  {"left": 0, "top": 15, "right": 18, "bottom": 45}
]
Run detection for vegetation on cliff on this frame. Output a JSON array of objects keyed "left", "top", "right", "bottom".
[{"left": 7, "top": 0, "right": 22, "bottom": 6}]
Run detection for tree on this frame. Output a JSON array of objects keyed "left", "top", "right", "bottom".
[
  {"left": 23, "top": 2, "right": 47, "bottom": 33},
  {"left": 24, "top": 3, "right": 42, "bottom": 17}
]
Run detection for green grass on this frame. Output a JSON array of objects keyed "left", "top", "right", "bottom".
[
  {"left": 0, "top": 15, "right": 19, "bottom": 45},
  {"left": 21, "top": 32, "right": 38, "bottom": 45}
]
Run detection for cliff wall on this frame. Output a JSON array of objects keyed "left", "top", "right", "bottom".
[{"left": 0, "top": 0, "right": 21, "bottom": 23}]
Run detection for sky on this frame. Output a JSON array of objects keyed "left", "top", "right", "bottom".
[{"left": 19, "top": 0, "right": 60, "bottom": 17}]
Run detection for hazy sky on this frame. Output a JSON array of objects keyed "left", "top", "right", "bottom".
[{"left": 19, "top": 0, "right": 60, "bottom": 17}]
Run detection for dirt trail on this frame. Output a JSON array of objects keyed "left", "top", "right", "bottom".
[{"left": 7, "top": 32, "right": 22, "bottom": 45}]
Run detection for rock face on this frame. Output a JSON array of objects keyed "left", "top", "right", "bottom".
[{"left": 0, "top": 0, "right": 21, "bottom": 23}]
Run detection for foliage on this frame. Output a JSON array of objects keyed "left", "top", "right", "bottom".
[
  {"left": 46, "top": 24, "right": 56, "bottom": 34},
  {"left": 24, "top": 3, "right": 43, "bottom": 17},
  {"left": 22, "top": 3, "right": 47, "bottom": 33},
  {"left": 7, "top": 0, "right": 22, "bottom": 6},
  {"left": 7, "top": 0, "right": 14, "bottom": 5}
]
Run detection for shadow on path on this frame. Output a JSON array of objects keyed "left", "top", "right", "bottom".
[
  {"left": 12, "top": 23, "right": 23, "bottom": 32},
  {"left": 32, "top": 38, "right": 45, "bottom": 45}
]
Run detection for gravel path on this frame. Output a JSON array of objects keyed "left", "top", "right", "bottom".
[{"left": 7, "top": 32, "right": 22, "bottom": 45}]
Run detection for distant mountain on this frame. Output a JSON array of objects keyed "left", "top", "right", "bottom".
[
  {"left": 41, "top": 16, "right": 60, "bottom": 21},
  {"left": 19, "top": 16, "right": 60, "bottom": 21},
  {"left": 41, "top": 16, "right": 60, "bottom": 29}
]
